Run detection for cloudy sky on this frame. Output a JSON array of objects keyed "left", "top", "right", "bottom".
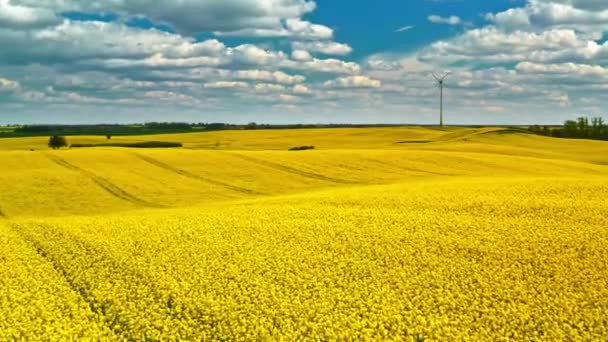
[{"left": 0, "top": 0, "right": 607, "bottom": 124}]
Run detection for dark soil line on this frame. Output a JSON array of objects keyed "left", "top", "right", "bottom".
[
  {"left": 46, "top": 154, "right": 164, "bottom": 208},
  {"left": 362, "top": 158, "right": 456, "bottom": 176},
  {"left": 11, "top": 223, "right": 214, "bottom": 340},
  {"left": 134, "top": 153, "right": 266, "bottom": 196},
  {"left": 395, "top": 140, "right": 433, "bottom": 144},
  {"left": 227, "top": 153, "right": 358, "bottom": 185},
  {"left": 7, "top": 223, "right": 118, "bottom": 339}
]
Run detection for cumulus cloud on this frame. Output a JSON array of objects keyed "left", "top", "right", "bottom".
[
  {"left": 291, "top": 49, "right": 313, "bottom": 61},
  {"left": 292, "top": 84, "right": 310, "bottom": 94},
  {"left": 204, "top": 81, "right": 249, "bottom": 89},
  {"left": 0, "top": 0, "right": 59, "bottom": 29},
  {"left": 215, "top": 19, "right": 334, "bottom": 40},
  {"left": 292, "top": 41, "right": 353, "bottom": 56},
  {"left": 544, "top": 0, "right": 608, "bottom": 11},
  {"left": 284, "top": 18, "right": 333, "bottom": 40},
  {"left": 234, "top": 70, "right": 305, "bottom": 84},
  {"left": 0, "top": 19, "right": 361, "bottom": 79},
  {"left": 2, "top": 0, "right": 607, "bottom": 124},
  {"left": 418, "top": 27, "right": 607, "bottom": 65},
  {"left": 278, "top": 93, "right": 299, "bottom": 102},
  {"left": 13, "top": 0, "right": 319, "bottom": 35},
  {"left": 324, "top": 76, "right": 381, "bottom": 88},
  {"left": 428, "top": 15, "right": 462, "bottom": 25},
  {"left": 346, "top": 0, "right": 608, "bottom": 123},
  {"left": 253, "top": 83, "right": 286, "bottom": 93},
  {"left": 517, "top": 61, "right": 607, "bottom": 74},
  {"left": 487, "top": 0, "right": 608, "bottom": 37},
  {"left": 284, "top": 58, "right": 361, "bottom": 74},
  {"left": 0, "top": 77, "right": 20, "bottom": 91}
]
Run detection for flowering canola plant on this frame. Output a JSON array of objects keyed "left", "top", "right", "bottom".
[
  {"left": 1, "top": 128, "right": 608, "bottom": 340},
  {"left": 3, "top": 176, "right": 607, "bottom": 341}
]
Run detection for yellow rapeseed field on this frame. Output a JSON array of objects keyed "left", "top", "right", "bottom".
[{"left": 0, "top": 127, "right": 607, "bottom": 340}]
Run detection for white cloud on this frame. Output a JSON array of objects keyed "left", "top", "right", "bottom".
[
  {"left": 292, "top": 41, "right": 353, "bottom": 56},
  {"left": 545, "top": 0, "right": 608, "bottom": 11},
  {"left": 253, "top": 83, "right": 286, "bottom": 93},
  {"left": 234, "top": 70, "right": 305, "bottom": 84},
  {"left": 428, "top": 15, "right": 462, "bottom": 25},
  {"left": 215, "top": 19, "right": 333, "bottom": 40},
  {"left": 394, "top": 25, "right": 415, "bottom": 33},
  {"left": 14, "top": 0, "right": 319, "bottom": 36},
  {"left": 292, "top": 84, "right": 310, "bottom": 94},
  {"left": 0, "top": 19, "right": 362, "bottom": 76},
  {"left": 516, "top": 61, "right": 608, "bottom": 78},
  {"left": 417, "top": 26, "right": 607, "bottom": 65},
  {"left": 486, "top": 0, "right": 608, "bottom": 40},
  {"left": 1, "top": 20, "right": 219, "bottom": 64},
  {"left": 324, "top": 76, "right": 381, "bottom": 88},
  {"left": 278, "top": 93, "right": 299, "bottom": 102},
  {"left": 291, "top": 49, "right": 313, "bottom": 61},
  {"left": 204, "top": 81, "right": 249, "bottom": 89},
  {"left": 0, "top": 77, "right": 20, "bottom": 91},
  {"left": 145, "top": 90, "right": 195, "bottom": 102},
  {"left": 284, "top": 18, "right": 333, "bottom": 40},
  {"left": 285, "top": 58, "right": 361, "bottom": 74},
  {"left": 2, "top": 0, "right": 607, "bottom": 124},
  {"left": 0, "top": 0, "right": 58, "bottom": 29}
]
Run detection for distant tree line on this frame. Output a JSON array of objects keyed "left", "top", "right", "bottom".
[
  {"left": 16, "top": 122, "right": 203, "bottom": 133},
  {"left": 4, "top": 122, "right": 412, "bottom": 138},
  {"left": 529, "top": 117, "right": 608, "bottom": 141}
]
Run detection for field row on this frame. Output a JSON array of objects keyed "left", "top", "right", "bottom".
[
  {"left": 0, "top": 148, "right": 606, "bottom": 218},
  {"left": 4, "top": 177, "right": 608, "bottom": 340}
]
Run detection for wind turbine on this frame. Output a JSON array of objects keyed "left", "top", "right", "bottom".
[{"left": 432, "top": 71, "right": 451, "bottom": 128}]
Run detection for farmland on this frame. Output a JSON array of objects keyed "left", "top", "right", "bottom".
[{"left": 1, "top": 127, "right": 607, "bottom": 340}]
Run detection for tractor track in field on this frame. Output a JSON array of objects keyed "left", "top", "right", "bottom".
[
  {"left": 46, "top": 154, "right": 164, "bottom": 208},
  {"left": 10, "top": 222, "right": 207, "bottom": 339},
  {"left": 7, "top": 223, "right": 119, "bottom": 339},
  {"left": 134, "top": 153, "right": 265, "bottom": 196},
  {"left": 227, "top": 153, "right": 357, "bottom": 185},
  {"left": 362, "top": 158, "right": 456, "bottom": 176}
]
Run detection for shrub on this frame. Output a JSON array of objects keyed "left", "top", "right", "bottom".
[{"left": 288, "top": 146, "right": 315, "bottom": 151}]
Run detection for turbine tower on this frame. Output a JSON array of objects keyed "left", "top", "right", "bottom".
[{"left": 432, "top": 71, "right": 451, "bottom": 128}]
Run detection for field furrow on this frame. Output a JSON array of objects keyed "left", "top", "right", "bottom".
[
  {"left": 47, "top": 154, "right": 164, "bottom": 208},
  {"left": 228, "top": 152, "right": 357, "bottom": 184},
  {"left": 135, "top": 153, "right": 265, "bottom": 196},
  {"left": 361, "top": 157, "right": 457, "bottom": 176},
  {"left": 0, "top": 222, "right": 114, "bottom": 340},
  {"left": 14, "top": 222, "right": 207, "bottom": 340}
]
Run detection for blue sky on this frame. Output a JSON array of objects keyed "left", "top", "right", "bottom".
[
  {"left": 309, "top": 0, "right": 523, "bottom": 59},
  {"left": 0, "top": 0, "right": 607, "bottom": 125}
]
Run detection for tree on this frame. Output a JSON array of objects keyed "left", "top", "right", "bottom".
[
  {"left": 577, "top": 117, "right": 589, "bottom": 137},
  {"left": 563, "top": 120, "right": 578, "bottom": 137},
  {"left": 48, "top": 136, "right": 68, "bottom": 150}
]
